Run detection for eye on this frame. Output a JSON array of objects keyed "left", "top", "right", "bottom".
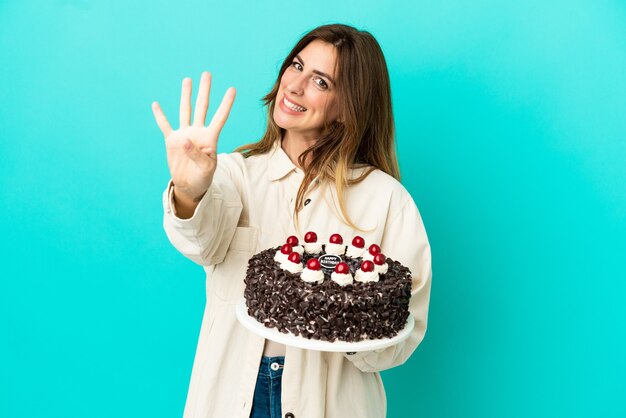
[
  {"left": 292, "top": 61, "right": 303, "bottom": 71},
  {"left": 315, "top": 78, "right": 329, "bottom": 89}
]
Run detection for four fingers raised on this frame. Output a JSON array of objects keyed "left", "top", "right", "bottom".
[{"left": 153, "top": 73, "right": 236, "bottom": 147}]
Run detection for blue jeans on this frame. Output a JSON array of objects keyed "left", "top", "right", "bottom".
[{"left": 249, "top": 356, "right": 285, "bottom": 418}]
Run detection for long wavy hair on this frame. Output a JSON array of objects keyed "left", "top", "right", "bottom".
[{"left": 235, "top": 23, "right": 400, "bottom": 230}]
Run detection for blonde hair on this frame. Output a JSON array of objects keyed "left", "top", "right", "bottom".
[{"left": 235, "top": 23, "right": 400, "bottom": 230}]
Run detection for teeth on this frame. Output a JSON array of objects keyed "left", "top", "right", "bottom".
[{"left": 284, "top": 97, "right": 307, "bottom": 112}]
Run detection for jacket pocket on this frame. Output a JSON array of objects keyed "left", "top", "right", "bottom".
[{"left": 212, "top": 226, "right": 258, "bottom": 303}]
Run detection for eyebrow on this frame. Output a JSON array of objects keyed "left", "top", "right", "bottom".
[{"left": 295, "top": 54, "right": 335, "bottom": 84}]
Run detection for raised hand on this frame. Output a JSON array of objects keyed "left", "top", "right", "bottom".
[{"left": 152, "top": 72, "right": 236, "bottom": 202}]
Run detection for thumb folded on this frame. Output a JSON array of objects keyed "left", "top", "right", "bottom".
[{"left": 184, "top": 139, "right": 210, "bottom": 169}]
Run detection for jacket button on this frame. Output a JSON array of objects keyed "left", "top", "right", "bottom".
[
  {"left": 304, "top": 198, "right": 311, "bottom": 206},
  {"left": 285, "top": 413, "right": 295, "bottom": 418}
]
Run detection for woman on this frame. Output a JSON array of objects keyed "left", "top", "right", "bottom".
[{"left": 152, "top": 23, "right": 431, "bottom": 418}]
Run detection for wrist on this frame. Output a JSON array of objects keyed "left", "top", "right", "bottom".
[{"left": 173, "top": 185, "right": 207, "bottom": 204}]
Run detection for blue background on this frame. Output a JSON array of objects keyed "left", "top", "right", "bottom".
[{"left": 1, "top": 1, "right": 625, "bottom": 417}]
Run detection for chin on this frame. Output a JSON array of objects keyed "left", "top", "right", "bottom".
[
  {"left": 272, "top": 117, "right": 288, "bottom": 130},
  {"left": 272, "top": 109, "right": 292, "bottom": 130}
]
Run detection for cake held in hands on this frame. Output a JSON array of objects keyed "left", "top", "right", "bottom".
[{"left": 244, "top": 232, "right": 412, "bottom": 343}]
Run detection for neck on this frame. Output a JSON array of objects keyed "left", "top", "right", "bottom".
[{"left": 281, "top": 130, "right": 317, "bottom": 169}]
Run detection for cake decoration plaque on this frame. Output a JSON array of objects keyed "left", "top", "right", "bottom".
[{"left": 318, "top": 254, "right": 342, "bottom": 274}]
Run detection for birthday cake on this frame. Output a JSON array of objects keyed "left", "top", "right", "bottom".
[{"left": 243, "top": 232, "right": 412, "bottom": 343}]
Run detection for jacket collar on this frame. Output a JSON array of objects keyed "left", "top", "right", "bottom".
[{"left": 267, "top": 138, "right": 301, "bottom": 181}]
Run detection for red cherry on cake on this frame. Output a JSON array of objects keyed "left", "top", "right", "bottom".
[
  {"left": 286, "top": 235, "right": 299, "bottom": 246},
  {"left": 360, "top": 260, "right": 375, "bottom": 272},
  {"left": 334, "top": 262, "right": 349, "bottom": 274},
  {"left": 373, "top": 253, "right": 386, "bottom": 265},
  {"left": 288, "top": 252, "right": 301, "bottom": 264},
  {"left": 329, "top": 233, "right": 343, "bottom": 245},
  {"left": 368, "top": 244, "right": 381, "bottom": 256},
  {"left": 306, "top": 258, "right": 321, "bottom": 270},
  {"left": 280, "top": 244, "right": 293, "bottom": 255},
  {"left": 351, "top": 236, "right": 365, "bottom": 248},
  {"left": 304, "top": 231, "right": 318, "bottom": 243}
]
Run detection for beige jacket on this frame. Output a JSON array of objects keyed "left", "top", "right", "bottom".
[{"left": 162, "top": 139, "right": 432, "bottom": 418}]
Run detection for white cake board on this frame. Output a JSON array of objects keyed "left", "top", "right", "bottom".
[{"left": 235, "top": 298, "right": 414, "bottom": 353}]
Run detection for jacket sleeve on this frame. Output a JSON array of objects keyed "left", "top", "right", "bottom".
[
  {"left": 162, "top": 154, "right": 244, "bottom": 267},
  {"left": 343, "top": 194, "right": 432, "bottom": 372}
]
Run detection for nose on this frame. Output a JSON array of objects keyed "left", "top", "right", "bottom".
[{"left": 286, "top": 73, "right": 306, "bottom": 95}]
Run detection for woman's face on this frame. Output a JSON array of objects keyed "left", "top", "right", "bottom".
[{"left": 273, "top": 39, "right": 341, "bottom": 139}]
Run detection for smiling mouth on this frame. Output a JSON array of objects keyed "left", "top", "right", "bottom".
[{"left": 283, "top": 96, "right": 307, "bottom": 112}]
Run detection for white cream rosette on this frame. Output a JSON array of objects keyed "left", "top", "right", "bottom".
[
  {"left": 331, "top": 272, "right": 354, "bottom": 286},
  {"left": 280, "top": 260, "right": 303, "bottom": 274},
  {"left": 274, "top": 250, "right": 289, "bottom": 264},
  {"left": 346, "top": 245, "right": 366, "bottom": 258},
  {"left": 303, "top": 242, "right": 323, "bottom": 254},
  {"left": 301, "top": 268, "right": 324, "bottom": 284},
  {"left": 374, "top": 262, "right": 389, "bottom": 274},
  {"left": 354, "top": 269, "right": 379, "bottom": 283},
  {"left": 325, "top": 243, "right": 345, "bottom": 255}
]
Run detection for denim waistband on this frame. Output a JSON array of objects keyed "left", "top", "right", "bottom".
[
  {"left": 258, "top": 356, "right": 285, "bottom": 378},
  {"left": 260, "top": 356, "right": 285, "bottom": 366}
]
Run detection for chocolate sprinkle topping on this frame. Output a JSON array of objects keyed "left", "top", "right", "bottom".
[{"left": 244, "top": 246, "right": 412, "bottom": 342}]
